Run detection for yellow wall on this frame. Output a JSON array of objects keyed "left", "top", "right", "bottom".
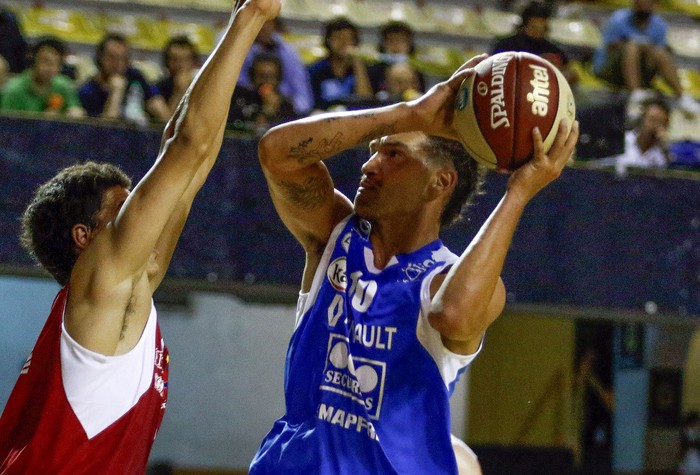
[
  {"left": 683, "top": 327, "right": 700, "bottom": 413},
  {"left": 466, "top": 312, "right": 575, "bottom": 448}
]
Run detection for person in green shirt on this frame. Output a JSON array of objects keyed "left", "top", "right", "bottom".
[{"left": 1, "top": 36, "right": 85, "bottom": 117}]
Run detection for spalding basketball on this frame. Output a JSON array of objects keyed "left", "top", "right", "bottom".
[{"left": 453, "top": 51, "right": 576, "bottom": 171}]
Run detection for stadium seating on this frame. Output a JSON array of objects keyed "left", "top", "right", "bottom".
[
  {"left": 151, "top": 18, "right": 217, "bottom": 53},
  {"left": 549, "top": 17, "right": 602, "bottom": 49},
  {"left": 665, "top": 0, "right": 700, "bottom": 18},
  {"left": 19, "top": 6, "right": 103, "bottom": 45},
  {"left": 131, "top": 59, "right": 163, "bottom": 84},
  {"left": 667, "top": 25, "right": 700, "bottom": 60},
  {"left": 97, "top": 12, "right": 162, "bottom": 50},
  {"left": 282, "top": 0, "right": 337, "bottom": 21},
  {"left": 427, "top": 4, "right": 491, "bottom": 38},
  {"left": 64, "top": 53, "right": 97, "bottom": 85},
  {"left": 480, "top": 8, "right": 519, "bottom": 38},
  {"left": 281, "top": 32, "right": 326, "bottom": 64}
]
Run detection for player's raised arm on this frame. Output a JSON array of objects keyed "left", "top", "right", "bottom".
[
  {"left": 67, "top": 0, "right": 280, "bottom": 354},
  {"left": 257, "top": 54, "right": 487, "bottom": 257},
  {"left": 108, "top": 0, "right": 279, "bottom": 278},
  {"left": 429, "top": 120, "right": 579, "bottom": 355}
]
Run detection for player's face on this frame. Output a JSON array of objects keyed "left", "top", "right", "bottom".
[{"left": 354, "top": 132, "right": 436, "bottom": 221}]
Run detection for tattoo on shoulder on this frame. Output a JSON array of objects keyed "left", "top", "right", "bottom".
[
  {"left": 357, "top": 123, "right": 397, "bottom": 144},
  {"left": 289, "top": 132, "right": 343, "bottom": 164},
  {"left": 279, "top": 176, "right": 330, "bottom": 210}
]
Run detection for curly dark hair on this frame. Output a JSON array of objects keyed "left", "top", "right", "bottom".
[
  {"left": 421, "top": 136, "right": 486, "bottom": 228},
  {"left": 19, "top": 161, "right": 132, "bottom": 286}
]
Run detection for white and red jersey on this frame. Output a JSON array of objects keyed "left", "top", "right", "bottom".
[{"left": 0, "top": 287, "right": 169, "bottom": 474}]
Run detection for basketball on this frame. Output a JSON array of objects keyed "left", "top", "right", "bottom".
[{"left": 453, "top": 52, "right": 576, "bottom": 171}]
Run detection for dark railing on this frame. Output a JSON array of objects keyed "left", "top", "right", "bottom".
[{"left": 1, "top": 114, "right": 698, "bottom": 315}]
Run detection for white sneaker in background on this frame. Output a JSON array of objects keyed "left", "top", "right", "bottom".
[
  {"left": 676, "top": 93, "right": 700, "bottom": 117},
  {"left": 626, "top": 89, "right": 655, "bottom": 123}
]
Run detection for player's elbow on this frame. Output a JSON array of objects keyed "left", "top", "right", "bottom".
[
  {"left": 258, "top": 125, "right": 290, "bottom": 173},
  {"left": 170, "top": 113, "right": 215, "bottom": 156},
  {"left": 428, "top": 305, "right": 484, "bottom": 342},
  {"left": 166, "top": 128, "right": 213, "bottom": 169},
  {"left": 429, "top": 282, "right": 506, "bottom": 341}
]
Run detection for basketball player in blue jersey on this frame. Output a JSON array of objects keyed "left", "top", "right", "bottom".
[{"left": 249, "top": 56, "right": 579, "bottom": 474}]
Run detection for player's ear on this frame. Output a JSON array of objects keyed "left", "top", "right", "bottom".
[
  {"left": 71, "top": 223, "right": 92, "bottom": 251},
  {"left": 432, "top": 168, "right": 456, "bottom": 194}
]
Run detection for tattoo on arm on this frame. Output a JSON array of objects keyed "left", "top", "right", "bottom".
[
  {"left": 290, "top": 132, "right": 344, "bottom": 164},
  {"left": 357, "top": 123, "right": 397, "bottom": 145},
  {"left": 279, "top": 176, "right": 331, "bottom": 210}
]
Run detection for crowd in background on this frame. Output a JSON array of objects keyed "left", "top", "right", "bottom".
[
  {"left": 1, "top": 0, "right": 700, "bottom": 167},
  {"left": 0, "top": 7, "right": 432, "bottom": 134}
]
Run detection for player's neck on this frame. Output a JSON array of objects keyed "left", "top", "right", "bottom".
[{"left": 369, "top": 215, "right": 440, "bottom": 268}]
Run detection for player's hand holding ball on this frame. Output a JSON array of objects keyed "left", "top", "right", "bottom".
[
  {"left": 452, "top": 52, "right": 576, "bottom": 173},
  {"left": 408, "top": 53, "right": 489, "bottom": 142}
]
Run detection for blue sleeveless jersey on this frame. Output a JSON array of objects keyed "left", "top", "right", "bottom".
[{"left": 250, "top": 215, "right": 478, "bottom": 474}]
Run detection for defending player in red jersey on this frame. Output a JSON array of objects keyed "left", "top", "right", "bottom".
[{"left": 0, "top": 0, "right": 281, "bottom": 472}]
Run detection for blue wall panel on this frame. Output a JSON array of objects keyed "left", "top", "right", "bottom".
[{"left": 1, "top": 116, "right": 698, "bottom": 314}]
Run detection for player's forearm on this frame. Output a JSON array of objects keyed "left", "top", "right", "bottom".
[
  {"left": 430, "top": 191, "right": 528, "bottom": 339},
  {"left": 258, "top": 101, "right": 419, "bottom": 173},
  {"left": 169, "top": 4, "right": 267, "bottom": 149}
]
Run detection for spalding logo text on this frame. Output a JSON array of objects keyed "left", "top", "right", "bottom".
[{"left": 490, "top": 53, "right": 512, "bottom": 130}]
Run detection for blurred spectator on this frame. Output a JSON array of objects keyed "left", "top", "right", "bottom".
[
  {"left": 0, "top": 5, "right": 28, "bottom": 88},
  {"left": 79, "top": 33, "right": 170, "bottom": 125},
  {"left": 616, "top": 97, "right": 670, "bottom": 174},
  {"left": 377, "top": 62, "right": 422, "bottom": 103},
  {"left": 593, "top": 0, "right": 700, "bottom": 119},
  {"left": 228, "top": 52, "right": 296, "bottom": 134},
  {"left": 156, "top": 36, "right": 200, "bottom": 115},
  {"left": 308, "top": 17, "right": 373, "bottom": 110},
  {"left": 680, "top": 412, "right": 700, "bottom": 475},
  {"left": 589, "top": 97, "right": 673, "bottom": 175},
  {"left": 1, "top": 36, "right": 85, "bottom": 118},
  {"left": 491, "top": 0, "right": 578, "bottom": 85},
  {"left": 238, "top": 19, "right": 313, "bottom": 115},
  {"left": 367, "top": 21, "right": 426, "bottom": 95}
]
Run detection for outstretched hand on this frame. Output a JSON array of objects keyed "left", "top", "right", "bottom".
[
  {"left": 506, "top": 119, "right": 580, "bottom": 203},
  {"left": 408, "top": 53, "right": 488, "bottom": 141}
]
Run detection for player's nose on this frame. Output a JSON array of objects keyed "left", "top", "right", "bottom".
[{"left": 361, "top": 153, "right": 381, "bottom": 175}]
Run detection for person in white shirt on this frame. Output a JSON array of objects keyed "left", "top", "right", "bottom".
[{"left": 615, "top": 97, "right": 670, "bottom": 175}]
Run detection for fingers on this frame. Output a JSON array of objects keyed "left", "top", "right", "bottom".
[
  {"left": 564, "top": 120, "right": 580, "bottom": 153},
  {"left": 447, "top": 53, "right": 488, "bottom": 85},
  {"left": 459, "top": 53, "right": 488, "bottom": 73},
  {"left": 555, "top": 120, "right": 579, "bottom": 165},
  {"left": 550, "top": 119, "right": 570, "bottom": 152},
  {"left": 532, "top": 126, "right": 544, "bottom": 159},
  {"left": 531, "top": 119, "right": 579, "bottom": 165}
]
